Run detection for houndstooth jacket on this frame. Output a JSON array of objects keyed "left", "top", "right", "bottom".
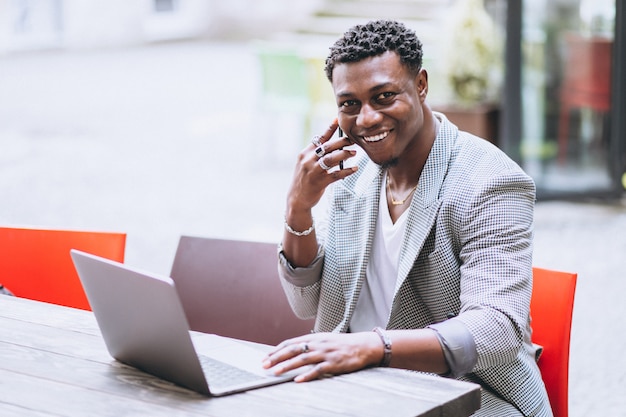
[{"left": 278, "top": 114, "right": 552, "bottom": 417}]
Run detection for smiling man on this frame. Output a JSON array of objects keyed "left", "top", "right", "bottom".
[{"left": 264, "top": 20, "right": 551, "bottom": 417}]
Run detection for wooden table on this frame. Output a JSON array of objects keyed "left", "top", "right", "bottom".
[{"left": 0, "top": 295, "right": 481, "bottom": 416}]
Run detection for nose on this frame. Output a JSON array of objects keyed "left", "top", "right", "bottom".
[{"left": 356, "top": 104, "right": 382, "bottom": 128}]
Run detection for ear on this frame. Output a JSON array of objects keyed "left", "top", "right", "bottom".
[{"left": 416, "top": 68, "right": 428, "bottom": 101}]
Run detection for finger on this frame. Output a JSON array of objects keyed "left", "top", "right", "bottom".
[
  {"left": 269, "top": 337, "right": 305, "bottom": 355},
  {"left": 311, "top": 119, "right": 339, "bottom": 148},
  {"left": 314, "top": 143, "right": 327, "bottom": 159},
  {"left": 309, "top": 129, "right": 350, "bottom": 161},
  {"left": 337, "top": 147, "right": 358, "bottom": 172},
  {"left": 294, "top": 363, "right": 329, "bottom": 383},
  {"left": 318, "top": 149, "right": 358, "bottom": 172},
  {"left": 319, "top": 135, "right": 352, "bottom": 156},
  {"left": 327, "top": 165, "right": 358, "bottom": 182},
  {"left": 322, "top": 118, "right": 339, "bottom": 142},
  {"left": 263, "top": 342, "right": 307, "bottom": 369},
  {"left": 318, "top": 156, "right": 333, "bottom": 171},
  {"left": 271, "top": 351, "right": 317, "bottom": 376}
]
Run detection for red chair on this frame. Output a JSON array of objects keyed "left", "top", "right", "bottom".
[
  {"left": 530, "top": 267, "right": 578, "bottom": 417},
  {"left": 0, "top": 226, "right": 126, "bottom": 310},
  {"left": 558, "top": 33, "right": 612, "bottom": 162}
]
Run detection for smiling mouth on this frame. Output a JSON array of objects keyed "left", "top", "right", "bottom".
[{"left": 362, "top": 131, "right": 389, "bottom": 142}]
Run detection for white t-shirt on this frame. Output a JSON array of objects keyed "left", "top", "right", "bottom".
[{"left": 349, "top": 173, "right": 409, "bottom": 332}]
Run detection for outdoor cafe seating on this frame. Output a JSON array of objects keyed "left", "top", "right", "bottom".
[{"left": 0, "top": 226, "right": 576, "bottom": 416}]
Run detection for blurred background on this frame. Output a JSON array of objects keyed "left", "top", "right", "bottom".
[{"left": 1, "top": 1, "right": 625, "bottom": 415}]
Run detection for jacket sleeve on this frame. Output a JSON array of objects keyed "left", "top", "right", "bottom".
[
  {"left": 277, "top": 244, "right": 324, "bottom": 320},
  {"left": 453, "top": 169, "right": 536, "bottom": 371}
]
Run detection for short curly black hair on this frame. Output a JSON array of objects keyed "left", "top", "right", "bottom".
[{"left": 324, "top": 20, "right": 423, "bottom": 81}]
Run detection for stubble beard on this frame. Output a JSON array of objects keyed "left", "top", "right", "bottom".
[{"left": 380, "top": 157, "right": 399, "bottom": 170}]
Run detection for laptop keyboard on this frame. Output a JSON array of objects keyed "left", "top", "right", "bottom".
[{"left": 198, "top": 354, "right": 268, "bottom": 387}]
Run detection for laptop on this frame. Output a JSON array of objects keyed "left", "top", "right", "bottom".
[{"left": 70, "top": 249, "right": 301, "bottom": 396}]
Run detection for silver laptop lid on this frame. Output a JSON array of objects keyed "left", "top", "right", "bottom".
[{"left": 70, "top": 249, "right": 210, "bottom": 395}]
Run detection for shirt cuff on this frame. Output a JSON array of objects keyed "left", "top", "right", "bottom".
[
  {"left": 277, "top": 243, "right": 324, "bottom": 287},
  {"left": 428, "top": 319, "right": 477, "bottom": 377}
]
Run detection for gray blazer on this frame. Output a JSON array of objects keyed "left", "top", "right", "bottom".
[{"left": 279, "top": 114, "right": 551, "bottom": 417}]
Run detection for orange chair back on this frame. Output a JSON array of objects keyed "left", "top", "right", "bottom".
[
  {"left": 530, "top": 267, "right": 577, "bottom": 417},
  {"left": 0, "top": 227, "right": 126, "bottom": 310}
]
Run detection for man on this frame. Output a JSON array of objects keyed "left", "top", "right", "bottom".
[{"left": 262, "top": 20, "right": 551, "bottom": 417}]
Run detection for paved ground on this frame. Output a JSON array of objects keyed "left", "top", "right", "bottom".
[{"left": 1, "top": 41, "right": 624, "bottom": 416}]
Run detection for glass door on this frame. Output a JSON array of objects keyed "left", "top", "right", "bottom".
[{"left": 519, "top": 0, "right": 624, "bottom": 198}]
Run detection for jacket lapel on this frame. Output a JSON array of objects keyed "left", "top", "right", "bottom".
[
  {"left": 335, "top": 114, "right": 457, "bottom": 330},
  {"left": 394, "top": 114, "right": 455, "bottom": 297},
  {"left": 335, "top": 160, "right": 382, "bottom": 327}
]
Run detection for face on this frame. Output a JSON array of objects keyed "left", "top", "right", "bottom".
[{"left": 331, "top": 51, "right": 429, "bottom": 168}]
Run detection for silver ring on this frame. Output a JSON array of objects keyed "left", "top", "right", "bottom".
[
  {"left": 301, "top": 343, "right": 309, "bottom": 354},
  {"left": 315, "top": 145, "right": 326, "bottom": 158},
  {"left": 319, "top": 158, "right": 332, "bottom": 171},
  {"left": 311, "top": 135, "right": 322, "bottom": 147}
]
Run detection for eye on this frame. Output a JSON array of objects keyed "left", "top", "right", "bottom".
[
  {"left": 340, "top": 99, "right": 359, "bottom": 108},
  {"left": 339, "top": 99, "right": 360, "bottom": 114},
  {"left": 375, "top": 92, "right": 396, "bottom": 102}
]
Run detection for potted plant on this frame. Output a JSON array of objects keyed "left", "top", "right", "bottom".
[{"left": 436, "top": 0, "right": 503, "bottom": 144}]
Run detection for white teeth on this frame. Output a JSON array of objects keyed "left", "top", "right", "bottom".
[{"left": 363, "top": 131, "right": 389, "bottom": 142}]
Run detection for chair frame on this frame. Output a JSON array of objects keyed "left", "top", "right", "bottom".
[{"left": 170, "top": 236, "right": 315, "bottom": 346}]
